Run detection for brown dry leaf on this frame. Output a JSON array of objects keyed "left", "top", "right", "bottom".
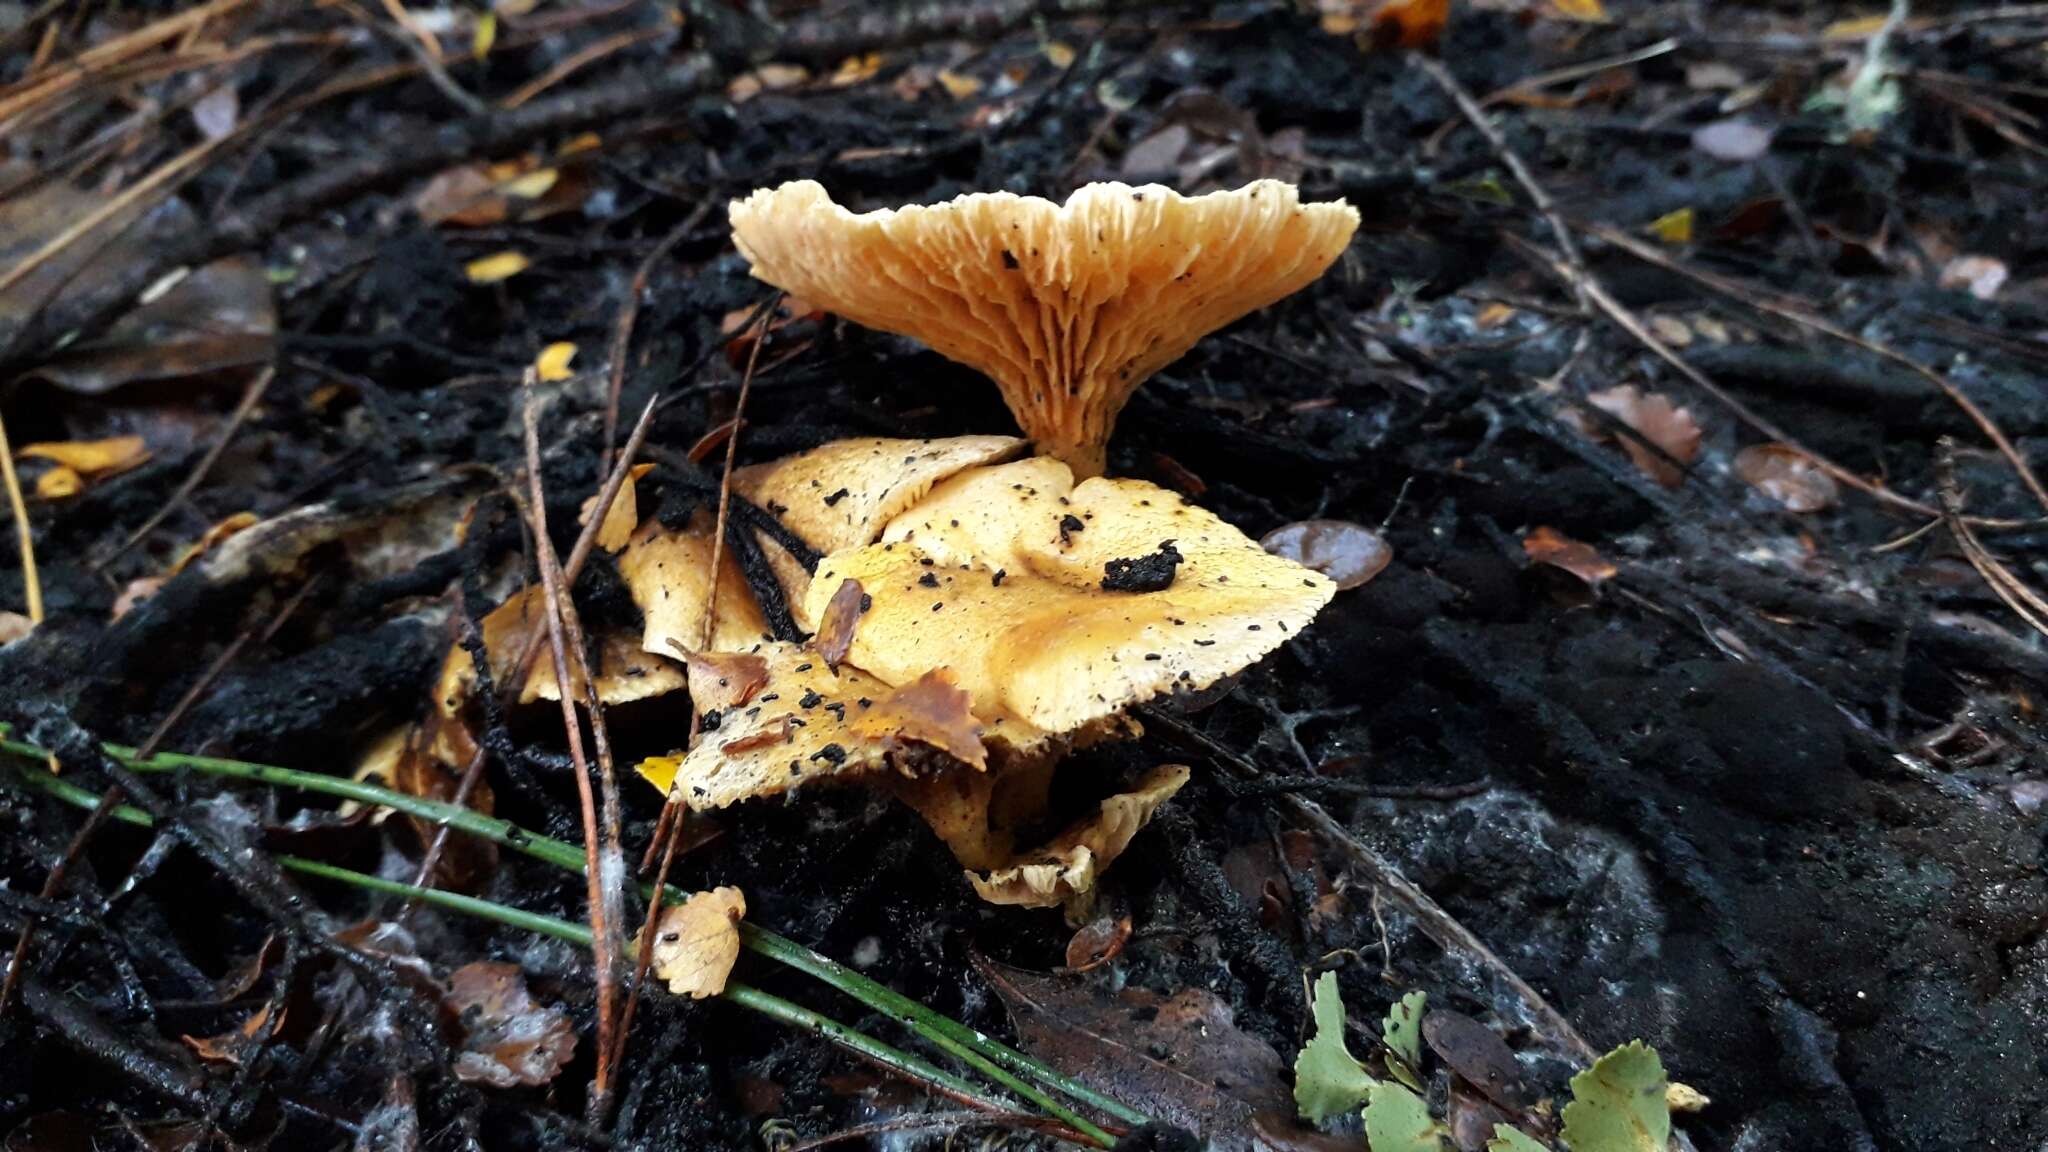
[
  {"left": 1939, "top": 255, "right": 2008, "bottom": 301},
  {"left": 937, "top": 69, "right": 982, "bottom": 99},
  {"left": 181, "top": 1000, "right": 280, "bottom": 1067},
  {"left": 813, "top": 577, "right": 868, "bottom": 671},
  {"left": 1, "top": 185, "right": 275, "bottom": 393},
  {"left": 350, "top": 719, "right": 498, "bottom": 889},
  {"left": 444, "top": 962, "right": 576, "bottom": 1088},
  {"left": 649, "top": 887, "right": 746, "bottom": 999},
  {"left": 0, "top": 612, "right": 34, "bottom": 646},
  {"left": 719, "top": 293, "right": 824, "bottom": 366},
  {"left": 1474, "top": 302, "right": 1517, "bottom": 329},
  {"left": 1523, "top": 526, "right": 1616, "bottom": 586},
  {"left": 807, "top": 457, "right": 1335, "bottom": 736},
  {"left": 1371, "top": 0, "right": 1450, "bottom": 46},
  {"left": 852, "top": 668, "right": 988, "bottom": 770},
  {"left": 970, "top": 764, "right": 1191, "bottom": 912},
  {"left": 976, "top": 956, "right": 1292, "bottom": 1150},
  {"left": 1259, "top": 520, "right": 1392, "bottom": 591},
  {"left": 1422, "top": 1010, "right": 1528, "bottom": 1110},
  {"left": 1734, "top": 443, "right": 1839, "bottom": 512},
  {"left": 1122, "top": 125, "right": 1194, "bottom": 181},
  {"left": 415, "top": 157, "right": 583, "bottom": 227},
  {"left": 1547, "top": 0, "right": 1608, "bottom": 20},
  {"left": 679, "top": 649, "right": 772, "bottom": 713},
  {"left": 1064, "top": 914, "right": 1132, "bottom": 972},
  {"left": 830, "top": 52, "right": 883, "bottom": 86},
  {"left": 1586, "top": 385, "right": 1701, "bottom": 487},
  {"left": 578, "top": 462, "right": 652, "bottom": 552}
]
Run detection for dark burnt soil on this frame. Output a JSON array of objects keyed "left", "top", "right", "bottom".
[{"left": 4, "top": 3, "right": 2048, "bottom": 1151}]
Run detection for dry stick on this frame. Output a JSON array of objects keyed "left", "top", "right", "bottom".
[
  {"left": 0, "top": 576, "right": 313, "bottom": 1015},
  {"left": 96, "top": 366, "right": 274, "bottom": 570},
  {"left": 609, "top": 299, "right": 779, "bottom": 1085},
  {"left": 603, "top": 207, "right": 708, "bottom": 469},
  {"left": 1585, "top": 223, "right": 2048, "bottom": 518},
  {"left": 520, "top": 395, "right": 626, "bottom": 1114},
  {"left": 1936, "top": 440, "right": 2048, "bottom": 637},
  {"left": 1145, "top": 709, "right": 1598, "bottom": 1064},
  {"left": 0, "top": 410, "right": 41, "bottom": 624},
  {"left": 502, "top": 26, "right": 665, "bottom": 110},
  {"left": 1413, "top": 52, "right": 1591, "bottom": 308},
  {"left": 1505, "top": 231, "right": 1953, "bottom": 522}
]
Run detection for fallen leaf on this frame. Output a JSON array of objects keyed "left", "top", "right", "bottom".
[
  {"left": 1522, "top": 527, "right": 1615, "bottom": 586},
  {"left": 350, "top": 719, "right": 498, "bottom": 889},
  {"left": 1646, "top": 207, "right": 1694, "bottom": 245},
  {"left": 19, "top": 435, "right": 149, "bottom": 476},
  {"left": 191, "top": 83, "right": 239, "bottom": 140},
  {"left": 830, "top": 52, "right": 883, "bottom": 86},
  {"left": 1043, "top": 40, "right": 1076, "bottom": 68},
  {"left": 112, "top": 511, "right": 260, "bottom": 619},
  {"left": 1369, "top": 0, "right": 1450, "bottom": 47},
  {"left": 1382, "top": 990, "right": 1427, "bottom": 1082},
  {"left": 1122, "top": 125, "right": 1193, "bottom": 181},
  {"left": 473, "top": 10, "right": 496, "bottom": 58},
  {"left": 1487, "top": 1125, "right": 1548, "bottom": 1152},
  {"left": 1734, "top": 444, "right": 1838, "bottom": 512},
  {"left": 1260, "top": 520, "right": 1392, "bottom": 591},
  {"left": 1648, "top": 315, "right": 1694, "bottom": 347},
  {"left": 34, "top": 466, "right": 80, "bottom": 500},
  {"left": 444, "top": 962, "right": 577, "bottom": 1087},
  {"left": 1939, "top": 255, "right": 2008, "bottom": 300},
  {"left": 813, "top": 577, "right": 868, "bottom": 671},
  {"left": 1475, "top": 302, "right": 1517, "bottom": 329},
  {"left": 1423, "top": 1010, "right": 1527, "bottom": 1110},
  {"left": 181, "top": 1000, "right": 280, "bottom": 1066},
  {"left": 650, "top": 887, "right": 746, "bottom": 999},
  {"left": 1666, "top": 1082, "right": 1710, "bottom": 1113},
  {"left": 2, "top": 188, "right": 274, "bottom": 393},
  {"left": 1063, "top": 914, "right": 1132, "bottom": 972},
  {"left": 727, "top": 63, "right": 810, "bottom": 102},
  {"left": 1585, "top": 385, "right": 1701, "bottom": 487},
  {"left": 1823, "top": 13, "right": 1893, "bottom": 39},
  {"left": 852, "top": 668, "right": 988, "bottom": 770},
  {"left": 978, "top": 958, "right": 1293, "bottom": 1151},
  {"left": 1546, "top": 0, "right": 1607, "bottom": 20},
  {"left": 464, "top": 251, "right": 529, "bottom": 283},
  {"left": 534, "top": 342, "right": 577, "bottom": 381},
  {"left": 0, "top": 612, "right": 33, "bottom": 645},
  {"left": 937, "top": 69, "right": 982, "bottom": 99},
  {"left": 678, "top": 649, "right": 771, "bottom": 714},
  {"left": 1691, "top": 119, "right": 1773, "bottom": 162}
]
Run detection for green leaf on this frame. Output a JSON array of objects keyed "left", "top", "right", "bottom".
[
  {"left": 1382, "top": 989, "right": 1427, "bottom": 1087},
  {"left": 1294, "top": 971, "right": 1378, "bottom": 1123},
  {"left": 1362, "top": 1081, "right": 1441, "bottom": 1152},
  {"left": 1561, "top": 1041, "right": 1670, "bottom": 1152},
  {"left": 1487, "top": 1124, "right": 1549, "bottom": 1152}
]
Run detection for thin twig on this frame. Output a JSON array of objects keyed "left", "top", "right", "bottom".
[
  {"left": 96, "top": 366, "right": 274, "bottom": 570},
  {"left": 1936, "top": 440, "right": 2048, "bottom": 637},
  {"left": 704, "top": 293, "right": 780, "bottom": 649},
  {"left": 502, "top": 26, "right": 665, "bottom": 110},
  {"left": 1584, "top": 223, "right": 2048, "bottom": 518},
  {"left": 0, "top": 409, "right": 41, "bottom": 623},
  {"left": 521, "top": 393, "right": 625, "bottom": 1114},
  {"left": 604, "top": 207, "right": 707, "bottom": 468},
  {"left": 1414, "top": 53, "right": 1590, "bottom": 307}
]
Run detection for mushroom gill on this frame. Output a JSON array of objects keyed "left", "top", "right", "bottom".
[{"left": 728, "top": 179, "right": 1359, "bottom": 477}]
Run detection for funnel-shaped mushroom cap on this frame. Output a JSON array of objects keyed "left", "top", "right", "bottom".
[{"left": 729, "top": 180, "right": 1359, "bottom": 477}]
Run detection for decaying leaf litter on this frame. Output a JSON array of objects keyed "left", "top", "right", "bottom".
[{"left": 3, "top": 1, "right": 2048, "bottom": 1150}]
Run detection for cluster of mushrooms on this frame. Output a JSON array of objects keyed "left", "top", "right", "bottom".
[{"left": 438, "top": 179, "right": 1361, "bottom": 916}]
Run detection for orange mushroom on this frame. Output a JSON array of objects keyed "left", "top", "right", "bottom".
[{"left": 729, "top": 180, "right": 1359, "bottom": 477}]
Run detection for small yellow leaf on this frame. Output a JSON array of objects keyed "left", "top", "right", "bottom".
[
  {"left": 556, "top": 132, "right": 603, "bottom": 158},
  {"left": 20, "top": 436, "right": 149, "bottom": 476},
  {"left": 1667, "top": 1082, "right": 1711, "bottom": 1113},
  {"left": 830, "top": 52, "right": 882, "bottom": 86},
  {"left": 650, "top": 887, "right": 746, "bottom": 999},
  {"left": 936, "top": 69, "right": 982, "bottom": 100},
  {"left": 636, "top": 755, "right": 680, "bottom": 795},
  {"left": 1548, "top": 0, "right": 1609, "bottom": 21},
  {"left": 465, "top": 251, "right": 529, "bottom": 283},
  {"left": 1475, "top": 301, "right": 1517, "bottom": 329},
  {"left": 1043, "top": 40, "right": 1076, "bottom": 68},
  {"left": 35, "top": 466, "right": 82, "bottom": 499},
  {"left": 580, "top": 461, "right": 652, "bottom": 552},
  {"left": 501, "top": 168, "right": 558, "bottom": 200},
  {"left": 1647, "top": 207, "right": 1695, "bottom": 245},
  {"left": 534, "top": 341, "right": 577, "bottom": 382},
  {"left": 1823, "top": 13, "right": 1891, "bottom": 39},
  {"left": 472, "top": 11, "right": 496, "bottom": 60}
]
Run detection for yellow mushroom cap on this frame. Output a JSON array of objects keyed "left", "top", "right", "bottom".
[
  {"left": 801, "top": 457, "right": 1336, "bottom": 734},
  {"left": 729, "top": 180, "right": 1359, "bottom": 477}
]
